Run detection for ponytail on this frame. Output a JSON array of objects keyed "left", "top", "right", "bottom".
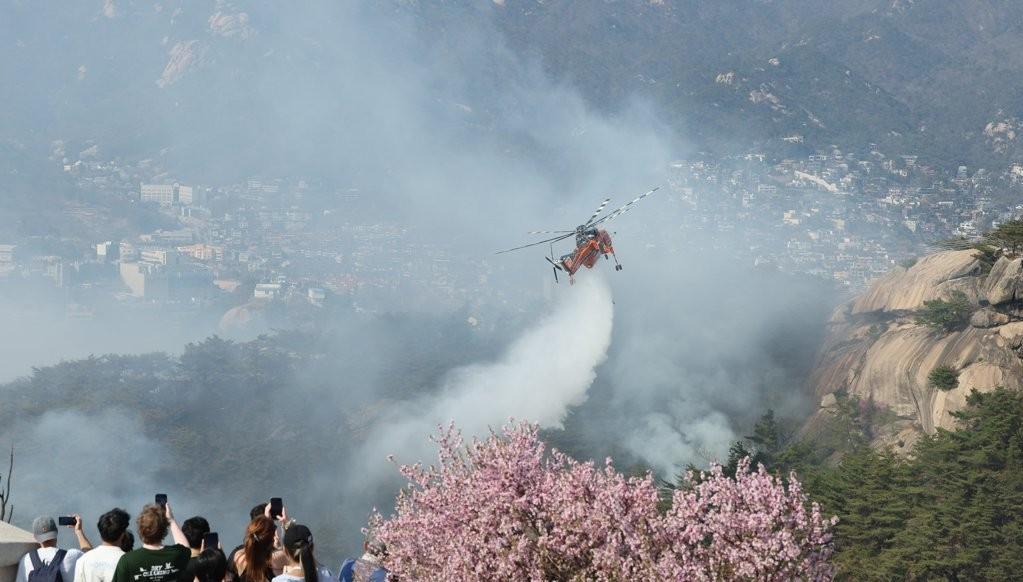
[
  {"left": 294, "top": 542, "right": 318, "bottom": 582},
  {"left": 282, "top": 524, "right": 318, "bottom": 582},
  {"left": 241, "top": 516, "right": 276, "bottom": 581}
]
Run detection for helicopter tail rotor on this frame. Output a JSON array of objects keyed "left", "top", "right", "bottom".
[{"left": 545, "top": 251, "right": 561, "bottom": 284}]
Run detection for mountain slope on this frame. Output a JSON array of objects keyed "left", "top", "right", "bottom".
[
  {"left": 482, "top": 0, "right": 1023, "bottom": 165},
  {"left": 5, "top": 1, "right": 1023, "bottom": 176}
]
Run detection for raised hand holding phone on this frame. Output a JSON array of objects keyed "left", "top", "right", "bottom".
[{"left": 269, "top": 497, "right": 283, "bottom": 520}]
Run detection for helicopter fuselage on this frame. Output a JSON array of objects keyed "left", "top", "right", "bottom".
[
  {"left": 495, "top": 187, "right": 658, "bottom": 284},
  {"left": 559, "top": 228, "right": 614, "bottom": 275}
]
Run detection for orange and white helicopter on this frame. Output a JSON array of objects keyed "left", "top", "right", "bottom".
[{"left": 496, "top": 187, "right": 659, "bottom": 284}]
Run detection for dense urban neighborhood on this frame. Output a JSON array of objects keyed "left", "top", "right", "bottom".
[{"left": 4, "top": 142, "right": 1023, "bottom": 325}]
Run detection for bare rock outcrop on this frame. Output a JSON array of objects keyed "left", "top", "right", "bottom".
[
  {"left": 808, "top": 250, "right": 1023, "bottom": 453},
  {"left": 984, "top": 256, "right": 1023, "bottom": 305},
  {"left": 849, "top": 249, "right": 981, "bottom": 314}
]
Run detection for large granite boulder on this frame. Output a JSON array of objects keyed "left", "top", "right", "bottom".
[
  {"left": 808, "top": 250, "right": 1023, "bottom": 452},
  {"left": 850, "top": 249, "right": 981, "bottom": 315},
  {"left": 984, "top": 256, "right": 1023, "bottom": 305}
]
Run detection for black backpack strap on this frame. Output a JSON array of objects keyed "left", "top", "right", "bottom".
[
  {"left": 51, "top": 550, "right": 67, "bottom": 568},
  {"left": 29, "top": 550, "right": 42, "bottom": 571}
]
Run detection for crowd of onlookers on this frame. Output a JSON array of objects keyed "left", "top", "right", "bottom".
[{"left": 14, "top": 501, "right": 388, "bottom": 582}]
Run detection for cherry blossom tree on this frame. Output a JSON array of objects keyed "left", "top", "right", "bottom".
[
  {"left": 371, "top": 421, "right": 835, "bottom": 581},
  {"left": 652, "top": 458, "right": 836, "bottom": 581}
]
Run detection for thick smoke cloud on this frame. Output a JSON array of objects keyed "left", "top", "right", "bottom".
[
  {"left": 3, "top": 409, "right": 169, "bottom": 521},
  {"left": 593, "top": 219, "right": 835, "bottom": 473},
  {"left": 0, "top": 1, "right": 836, "bottom": 561},
  {"left": 358, "top": 274, "right": 613, "bottom": 479}
]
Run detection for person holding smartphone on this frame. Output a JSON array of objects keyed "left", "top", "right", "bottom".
[
  {"left": 227, "top": 500, "right": 289, "bottom": 582},
  {"left": 226, "top": 516, "right": 278, "bottom": 582},
  {"left": 181, "top": 516, "right": 212, "bottom": 582},
  {"left": 15, "top": 515, "right": 93, "bottom": 582},
  {"left": 111, "top": 503, "right": 191, "bottom": 582},
  {"left": 74, "top": 508, "right": 131, "bottom": 582},
  {"left": 271, "top": 525, "right": 332, "bottom": 582}
]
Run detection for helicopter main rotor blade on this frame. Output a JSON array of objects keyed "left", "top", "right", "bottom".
[
  {"left": 494, "top": 187, "right": 658, "bottom": 256},
  {"left": 583, "top": 198, "right": 612, "bottom": 227},
  {"left": 592, "top": 187, "right": 660, "bottom": 226},
  {"left": 494, "top": 232, "right": 574, "bottom": 255}
]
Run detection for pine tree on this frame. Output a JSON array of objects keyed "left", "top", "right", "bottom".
[
  {"left": 986, "top": 219, "right": 1023, "bottom": 255},
  {"left": 893, "top": 388, "right": 1023, "bottom": 581}
]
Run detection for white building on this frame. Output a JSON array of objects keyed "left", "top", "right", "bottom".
[
  {"left": 119, "top": 250, "right": 213, "bottom": 300},
  {"left": 254, "top": 283, "right": 283, "bottom": 300},
  {"left": 308, "top": 287, "right": 326, "bottom": 306},
  {"left": 0, "top": 245, "right": 14, "bottom": 276},
  {"left": 140, "top": 183, "right": 193, "bottom": 205},
  {"left": 178, "top": 185, "right": 194, "bottom": 205},
  {"left": 140, "top": 183, "right": 175, "bottom": 204}
]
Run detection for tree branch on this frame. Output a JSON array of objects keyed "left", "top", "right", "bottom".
[{"left": 1, "top": 445, "right": 13, "bottom": 523}]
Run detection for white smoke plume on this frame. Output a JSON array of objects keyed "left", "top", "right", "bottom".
[
  {"left": 3, "top": 409, "right": 170, "bottom": 523},
  {"left": 353, "top": 273, "right": 614, "bottom": 488}
]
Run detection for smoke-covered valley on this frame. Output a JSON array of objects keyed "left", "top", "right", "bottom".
[
  {"left": 0, "top": 0, "right": 839, "bottom": 566},
  {"left": 0, "top": 251, "right": 834, "bottom": 564}
]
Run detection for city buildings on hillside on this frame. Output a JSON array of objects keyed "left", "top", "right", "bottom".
[{"left": 3, "top": 144, "right": 1023, "bottom": 318}]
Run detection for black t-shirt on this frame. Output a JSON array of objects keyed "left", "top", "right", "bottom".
[
  {"left": 182, "top": 553, "right": 200, "bottom": 582},
  {"left": 112, "top": 545, "right": 191, "bottom": 582}
]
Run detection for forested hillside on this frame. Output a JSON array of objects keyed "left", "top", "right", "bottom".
[
  {"left": 690, "top": 386, "right": 1023, "bottom": 581},
  {"left": 0, "top": 312, "right": 505, "bottom": 562},
  {"left": 817, "top": 388, "right": 1023, "bottom": 580},
  {"left": 3, "top": 322, "right": 1023, "bottom": 578}
]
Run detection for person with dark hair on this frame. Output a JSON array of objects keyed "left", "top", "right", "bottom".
[
  {"left": 74, "top": 508, "right": 130, "bottom": 582},
  {"left": 226, "top": 516, "right": 277, "bottom": 582},
  {"left": 181, "top": 516, "right": 212, "bottom": 582},
  {"left": 118, "top": 531, "right": 134, "bottom": 554},
  {"left": 16, "top": 515, "right": 93, "bottom": 582},
  {"left": 111, "top": 503, "right": 190, "bottom": 582},
  {"left": 249, "top": 505, "right": 268, "bottom": 521},
  {"left": 270, "top": 525, "right": 331, "bottom": 582},
  {"left": 194, "top": 548, "right": 228, "bottom": 582},
  {"left": 182, "top": 517, "right": 211, "bottom": 553}
]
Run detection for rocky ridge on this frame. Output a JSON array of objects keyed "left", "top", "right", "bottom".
[{"left": 808, "top": 249, "right": 1023, "bottom": 453}]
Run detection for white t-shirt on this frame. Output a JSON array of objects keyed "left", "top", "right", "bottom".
[
  {"left": 15, "top": 547, "right": 86, "bottom": 582},
  {"left": 74, "top": 545, "right": 125, "bottom": 582}
]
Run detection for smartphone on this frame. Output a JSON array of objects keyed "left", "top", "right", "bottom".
[
  {"left": 155, "top": 493, "right": 168, "bottom": 507},
  {"left": 269, "top": 497, "right": 283, "bottom": 519},
  {"left": 58, "top": 516, "right": 75, "bottom": 526},
  {"left": 203, "top": 532, "right": 219, "bottom": 549}
]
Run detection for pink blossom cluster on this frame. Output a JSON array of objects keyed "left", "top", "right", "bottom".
[
  {"left": 653, "top": 459, "right": 836, "bottom": 581},
  {"left": 371, "top": 422, "right": 835, "bottom": 582}
]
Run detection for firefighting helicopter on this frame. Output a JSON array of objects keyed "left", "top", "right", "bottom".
[{"left": 496, "top": 187, "right": 659, "bottom": 284}]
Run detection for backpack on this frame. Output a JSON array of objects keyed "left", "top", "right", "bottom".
[{"left": 27, "top": 549, "right": 67, "bottom": 582}]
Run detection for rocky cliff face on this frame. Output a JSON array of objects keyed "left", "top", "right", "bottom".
[{"left": 808, "top": 250, "right": 1023, "bottom": 453}]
